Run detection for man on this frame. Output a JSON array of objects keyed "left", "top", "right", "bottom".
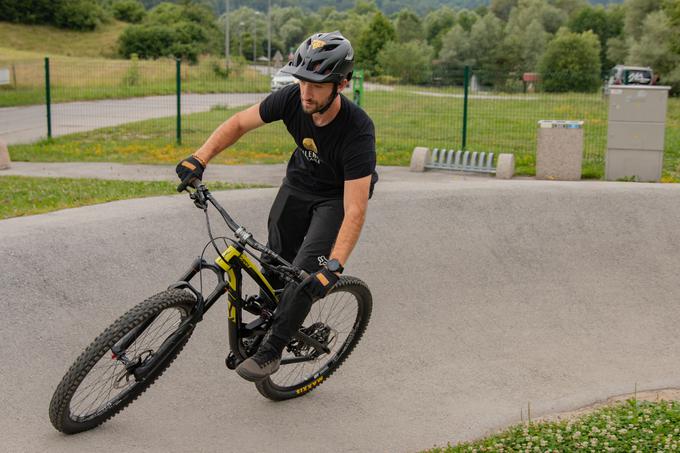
[{"left": 176, "top": 31, "right": 378, "bottom": 382}]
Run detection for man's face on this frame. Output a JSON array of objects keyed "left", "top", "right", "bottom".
[{"left": 298, "top": 79, "right": 348, "bottom": 114}]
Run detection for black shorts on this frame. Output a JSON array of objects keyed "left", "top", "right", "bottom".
[{"left": 262, "top": 180, "right": 344, "bottom": 291}]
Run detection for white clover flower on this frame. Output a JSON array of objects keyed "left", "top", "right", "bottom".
[
  {"left": 540, "top": 439, "right": 547, "bottom": 447},
  {"left": 619, "top": 429, "right": 628, "bottom": 434},
  {"left": 572, "top": 431, "right": 581, "bottom": 439}
]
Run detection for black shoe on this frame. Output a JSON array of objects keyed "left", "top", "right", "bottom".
[{"left": 235, "top": 346, "right": 281, "bottom": 382}]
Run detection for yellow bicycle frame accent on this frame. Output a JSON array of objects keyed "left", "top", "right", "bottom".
[{"left": 215, "top": 245, "right": 278, "bottom": 323}]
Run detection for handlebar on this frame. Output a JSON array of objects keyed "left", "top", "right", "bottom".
[{"left": 184, "top": 181, "right": 309, "bottom": 282}]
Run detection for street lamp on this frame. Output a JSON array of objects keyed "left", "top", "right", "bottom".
[
  {"left": 252, "top": 13, "right": 259, "bottom": 63},
  {"left": 239, "top": 21, "right": 244, "bottom": 57},
  {"left": 267, "top": 0, "right": 271, "bottom": 75},
  {"left": 224, "top": 0, "right": 230, "bottom": 67}
]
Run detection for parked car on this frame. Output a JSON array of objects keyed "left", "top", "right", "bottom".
[
  {"left": 604, "top": 65, "right": 655, "bottom": 95},
  {"left": 270, "top": 68, "right": 297, "bottom": 92}
]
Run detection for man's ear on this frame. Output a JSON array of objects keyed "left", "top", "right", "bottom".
[{"left": 337, "top": 78, "right": 350, "bottom": 92}]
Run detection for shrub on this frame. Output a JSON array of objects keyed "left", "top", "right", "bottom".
[
  {"left": 538, "top": 29, "right": 602, "bottom": 93},
  {"left": 118, "top": 2, "right": 218, "bottom": 63},
  {"left": 113, "top": 0, "right": 146, "bottom": 24},
  {"left": 377, "top": 40, "right": 434, "bottom": 85},
  {"left": 122, "top": 54, "right": 141, "bottom": 86},
  {"left": 55, "top": 0, "right": 106, "bottom": 31}
]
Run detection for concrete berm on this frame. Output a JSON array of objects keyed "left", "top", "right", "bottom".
[
  {"left": 410, "top": 146, "right": 431, "bottom": 172},
  {"left": 0, "top": 139, "right": 10, "bottom": 170}
]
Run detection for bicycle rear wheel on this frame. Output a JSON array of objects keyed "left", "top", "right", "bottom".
[
  {"left": 256, "top": 276, "right": 372, "bottom": 400},
  {"left": 49, "top": 289, "right": 196, "bottom": 434}
]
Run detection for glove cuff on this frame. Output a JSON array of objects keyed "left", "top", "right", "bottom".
[{"left": 191, "top": 154, "right": 207, "bottom": 168}]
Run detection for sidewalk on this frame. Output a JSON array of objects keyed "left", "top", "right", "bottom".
[{"left": 1, "top": 161, "right": 493, "bottom": 186}]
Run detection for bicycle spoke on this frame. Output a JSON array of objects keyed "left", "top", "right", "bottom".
[
  {"left": 271, "top": 289, "right": 359, "bottom": 389},
  {"left": 69, "top": 306, "right": 185, "bottom": 421}
]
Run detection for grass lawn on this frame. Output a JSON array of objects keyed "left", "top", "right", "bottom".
[
  {"left": 9, "top": 89, "right": 680, "bottom": 179},
  {"left": 0, "top": 21, "right": 127, "bottom": 59},
  {"left": 0, "top": 175, "right": 266, "bottom": 219},
  {"left": 0, "top": 54, "right": 269, "bottom": 107},
  {"left": 424, "top": 398, "right": 680, "bottom": 452}
]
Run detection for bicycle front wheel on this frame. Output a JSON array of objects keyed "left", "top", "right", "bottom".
[
  {"left": 49, "top": 289, "right": 196, "bottom": 434},
  {"left": 256, "top": 276, "right": 372, "bottom": 400}
]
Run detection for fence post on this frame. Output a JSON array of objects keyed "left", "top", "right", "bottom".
[
  {"left": 353, "top": 69, "right": 364, "bottom": 107},
  {"left": 44, "top": 57, "right": 52, "bottom": 140},
  {"left": 176, "top": 58, "right": 181, "bottom": 145},
  {"left": 462, "top": 65, "right": 470, "bottom": 150}
]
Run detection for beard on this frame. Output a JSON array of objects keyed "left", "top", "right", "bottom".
[{"left": 301, "top": 92, "right": 335, "bottom": 114}]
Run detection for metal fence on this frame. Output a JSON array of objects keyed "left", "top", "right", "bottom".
[{"left": 1, "top": 57, "right": 676, "bottom": 171}]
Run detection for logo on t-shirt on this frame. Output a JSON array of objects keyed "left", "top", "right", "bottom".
[{"left": 301, "top": 138, "right": 320, "bottom": 164}]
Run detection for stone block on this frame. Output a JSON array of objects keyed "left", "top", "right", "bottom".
[
  {"left": 495, "top": 153, "right": 515, "bottom": 179},
  {"left": 410, "top": 147, "right": 431, "bottom": 172},
  {"left": 536, "top": 121, "right": 583, "bottom": 181},
  {"left": 0, "top": 139, "right": 10, "bottom": 170}
]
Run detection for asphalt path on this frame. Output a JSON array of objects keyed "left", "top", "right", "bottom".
[
  {"left": 0, "top": 93, "right": 267, "bottom": 145},
  {"left": 2, "top": 175, "right": 680, "bottom": 452}
]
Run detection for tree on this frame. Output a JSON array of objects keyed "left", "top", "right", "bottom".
[
  {"left": 113, "top": 0, "right": 146, "bottom": 23},
  {"left": 606, "top": 36, "right": 629, "bottom": 65},
  {"left": 490, "top": 0, "right": 518, "bottom": 21},
  {"left": 377, "top": 40, "right": 433, "bottom": 84},
  {"left": 568, "top": 5, "right": 625, "bottom": 73},
  {"left": 394, "top": 9, "right": 424, "bottom": 43},
  {"left": 628, "top": 10, "right": 680, "bottom": 91},
  {"left": 457, "top": 9, "right": 480, "bottom": 32},
  {"left": 623, "top": 0, "right": 663, "bottom": 39},
  {"left": 469, "top": 12, "right": 506, "bottom": 78},
  {"left": 0, "top": 0, "right": 108, "bottom": 30},
  {"left": 118, "top": 2, "right": 219, "bottom": 63},
  {"left": 355, "top": 11, "right": 396, "bottom": 74},
  {"left": 423, "top": 6, "right": 456, "bottom": 57},
  {"left": 439, "top": 25, "right": 475, "bottom": 68},
  {"left": 538, "top": 29, "right": 602, "bottom": 92}
]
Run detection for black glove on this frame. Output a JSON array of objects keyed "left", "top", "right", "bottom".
[
  {"left": 175, "top": 155, "right": 205, "bottom": 192},
  {"left": 302, "top": 267, "right": 339, "bottom": 300}
]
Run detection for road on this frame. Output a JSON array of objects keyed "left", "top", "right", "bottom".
[
  {"left": 0, "top": 93, "right": 267, "bottom": 145},
  {"left": 1, "top": 173, "right": 679, "bottom": 452}
]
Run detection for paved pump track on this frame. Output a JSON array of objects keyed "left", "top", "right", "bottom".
[{"left": 1, "top": 174, "right": 679, "bottom": 452}]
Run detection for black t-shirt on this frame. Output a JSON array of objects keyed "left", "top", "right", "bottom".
[{"left": 259, "top": 83, "right": 378, "bottom": 198}]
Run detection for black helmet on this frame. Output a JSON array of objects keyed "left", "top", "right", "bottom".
[{"left": 281, "top": 31, "right": 354, "bottom": 83}]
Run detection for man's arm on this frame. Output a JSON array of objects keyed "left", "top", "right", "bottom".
[
  {"left": 329, "top": 175, "right": 372, "bottom": 268},
  {"left": 194, "top": 103, "right": 265, "bottom": 164}
]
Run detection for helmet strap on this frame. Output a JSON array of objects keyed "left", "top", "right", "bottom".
[{"left": 317, "top": 83, "right": 338, "bottom": 115}]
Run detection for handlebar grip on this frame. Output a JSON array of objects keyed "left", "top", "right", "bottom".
[{"left": 176, "top": 176, "right": 201, "bottom": 193}]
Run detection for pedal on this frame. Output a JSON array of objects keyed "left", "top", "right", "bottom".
[{"left": 225, "top": 352, "right": 239, "bottom": 370}]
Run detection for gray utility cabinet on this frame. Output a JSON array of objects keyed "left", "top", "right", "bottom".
[{"left": 606, "top": 85, "right": 671, "bottom": 182}]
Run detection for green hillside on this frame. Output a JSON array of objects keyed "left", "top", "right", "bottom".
[{"left": 0, "top": 21, "right": 127, "bottom": 59}]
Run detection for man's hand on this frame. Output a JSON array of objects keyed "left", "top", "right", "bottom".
[
  {"left": 175, "top": 155, "right": 205, "bottom": 191},
  {"left": 302, "top": 267, "right": 339, "bottom": 299}
]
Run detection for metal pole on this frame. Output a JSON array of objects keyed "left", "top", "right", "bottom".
[
  {"left": 176, "top": 59, "right": 181, "bottom": 145},
  {"left": 225, "top": 0, "right": 230, "bottom": 67},
  {"left": 267, "top": 0, "right": 271, "bottom": 75},
  {"left": 462, "top": 65, "right": 470, "bottom": 150},
  {"left": 44, "top": 57, "right": 52, "bottom": 139},
  {"left": 239, "top": 22, "right": 243, "bottom": 57}
]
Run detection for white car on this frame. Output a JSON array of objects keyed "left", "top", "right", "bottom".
[{"left": 270, "top": 68, "right": 297, "bottom": 92}]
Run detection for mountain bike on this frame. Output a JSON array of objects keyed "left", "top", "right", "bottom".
[{"left": 49, "top": 182, "right": 373, "bottom": 434}]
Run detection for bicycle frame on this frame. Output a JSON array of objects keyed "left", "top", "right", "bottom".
[
  {"left": 166, "top": 241, "right": 278, "bottom": 360},
  {"left": 119, "top": 183, "right": 329, "bottom": 372}
]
